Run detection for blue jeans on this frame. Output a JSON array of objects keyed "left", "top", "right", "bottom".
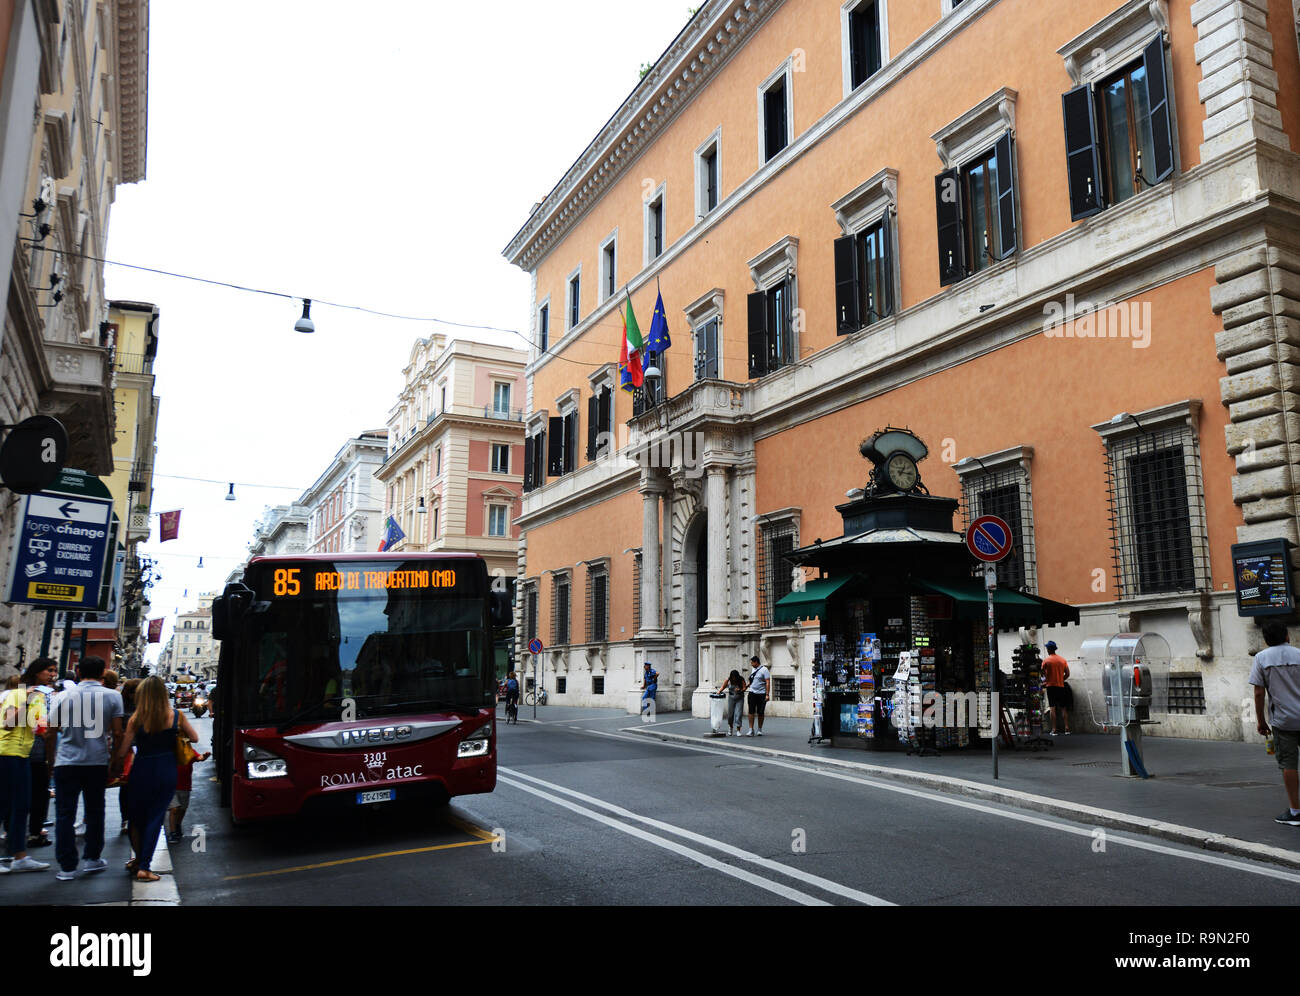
[
  {"left": 0, "top": 755, "right": 32, "bottom": 857},
  {"left": 55, "top": 765, "right": 107, "bottom": 872}
]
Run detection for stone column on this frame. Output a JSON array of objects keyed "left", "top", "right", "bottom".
[
  {"left": 705, "top": 465, "right": 728, "bottom": 623},
  {"left": 639, "top": 476, "right": 666, "bottom": 635}
]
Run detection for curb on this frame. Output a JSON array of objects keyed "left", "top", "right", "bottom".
[
  {"left": 130, "top": 832, "right": 180, "bottom": 906},
  {"left": 621, "top": 727, "right": 1300, "bottom": 872}
]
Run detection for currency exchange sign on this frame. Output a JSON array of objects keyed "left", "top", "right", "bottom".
[{"left": 6, "top": 491, "right": 113, "bottom": 609}]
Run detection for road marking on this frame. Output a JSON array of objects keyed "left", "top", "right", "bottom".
[
  {"left": 501, "top": 766, "right": 892, "bottom": 905},
  {"left": 221, "top": 836, "right": 498, "bottom": 881},
  {"left": 572, "top": 727, "right": 1300, "bottom": 884},
  {"left": 497, "top": 774, "right": 835, "bottom": 906}
]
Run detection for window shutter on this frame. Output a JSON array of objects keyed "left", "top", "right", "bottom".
[
  {"left": 601, "top": 387, "right": 613, "bottom": 439},
  {"left": 705, "top": 320, "right": 719, "bottom": 378},
  {"left": 994, "top": 131, "right": 1017, "bottom": 260},
  {"left": 747, "top": 291, "right": 769, "bottom": 378},
  {"left": 523, "top": 435, "right": 534, "bottom": 491},
  {"left": 547, "top": 417, "right": 563, "bottom": 477},
  {"left": 880, "top": 211, "right": 895, "bottom": 317},
  {"left": 586, "top": 394, "right": 598, "bottom": 460},
  {"left": 563, "top": 411, "right": 578, "bottom": 473},
  {"left": 1062, "top": 84, "right": 1104, "bottom": 220},
  {"left": 1142, "top": 34, "right": 1174, "bottom": 184},
  {"left": 834, "top": 234, "right": 860, "bottom": 335},
  {"left": 934, "top": 168, "right": 965, "bottom": 286}
]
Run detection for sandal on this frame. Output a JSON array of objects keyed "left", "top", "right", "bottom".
[
  {"left": 135, "top": 869, "right": 160, "bottom": 882},
  {"left": 124, "top": 859, "right": 138, "bottom": 874}
]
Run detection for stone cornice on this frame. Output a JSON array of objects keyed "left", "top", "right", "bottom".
[
  {"left": 502, "top": 0, "right": 785, "bottom": 271},
  {"left": 112, "top": 0, "right": 149, "bottom": 184}
]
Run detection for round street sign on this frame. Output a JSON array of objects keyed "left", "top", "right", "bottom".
[
  {"left": 0, "top": 415, "right": 68, "bottom": 494},
  {"left": 966, "top": 515, "right": 1013, "bottom": 563},
  {"left": 528, "top": 638, "right": 544, "bottom": 655}
]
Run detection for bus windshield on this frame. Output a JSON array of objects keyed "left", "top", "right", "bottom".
[{"left": 231, "top": 559, "right": 493, "bottom": 726}]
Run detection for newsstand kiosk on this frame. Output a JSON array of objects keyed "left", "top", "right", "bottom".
[{"left": 776, "top": 428, "right": 1079, "bottom": 752}]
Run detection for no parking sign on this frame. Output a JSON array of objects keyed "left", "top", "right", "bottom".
[{"left": 966, "top": 515, "right": 1013, "bottom": 563}]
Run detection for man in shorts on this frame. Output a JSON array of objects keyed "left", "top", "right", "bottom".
[
  {"left": 1042, "top": 641, "right": 1071, "bottom": 735},
  {"left": 1249, "top": 622, "right": 1300, "bottom": 826},
  {"left": 745, "top": 655, "right": 770, "bottom": 737}
]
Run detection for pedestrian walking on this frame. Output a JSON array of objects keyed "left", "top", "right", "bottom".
[
  {"left": 745, "top": 655, "right": 770, "bottom": 737},
  {"left": 111, "top": 676, "right": 202, "bottom": 881},
  {"left": 1042, "top": 641, "right": 1072, "bottom": 735},
  {"left": 167, "top": 742, "right": 209, "bottom": 844},
  {"left": 503, "top": 671, "right": 520, "bottom": 724},
  {"left": 1249, "top": 622, "right": 1300, "bottom": 826},
  {"left": 49, "top": 656, "right": 124, "bottom": 882},
  {"left": 0, "top": 660, "right": 53, "bottom": 873},
  {"left": 25, "top": 659, "right": 57, "bottom": 850},
  {"left": 719, "top": 669, "right": 745, "bottom": 736},
  {"left": 641, "top": 662, "right": 658, "bottom": 717}
]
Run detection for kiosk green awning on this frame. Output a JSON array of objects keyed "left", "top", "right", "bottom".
[
  {"left": 773, "top": 575, "right": 857, "bottom": 624},
  {"left": 912, "top": 579, "right": 1080, "bottom": 626}
]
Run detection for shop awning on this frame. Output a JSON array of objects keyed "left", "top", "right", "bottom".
[
  {"left": 773, "top": 575, "right": 857, "bottom": 625},
  {"left": 911, "top": 579, "right": 1080, "bottom": 627}
]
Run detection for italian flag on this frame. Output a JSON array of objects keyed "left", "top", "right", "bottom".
[{"left": 619, "top": 292, "right": 644, "bottom": 391}]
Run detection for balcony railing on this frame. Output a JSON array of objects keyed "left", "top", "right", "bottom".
[
  {"left": 484, "top": 406, "right": 524, "bottom": 421},
  {"left": 114, "top": 351, "right": 155, "bottom": 375}
]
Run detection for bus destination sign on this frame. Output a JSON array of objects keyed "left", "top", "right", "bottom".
[{"left": 267, "top": 565, "right": 459, "bottom": 598}]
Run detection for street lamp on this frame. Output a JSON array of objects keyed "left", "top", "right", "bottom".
[{"left": 294, "top": 298, "right": 315, "bottom": 333}]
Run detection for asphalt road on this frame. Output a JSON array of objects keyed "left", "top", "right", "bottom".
[{"left": 163, "top": 711, "right": 1300, "bottom": 908}]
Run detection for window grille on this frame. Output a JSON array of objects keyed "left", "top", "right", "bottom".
[
  {"left": 773, "top": 676, "right": 796, "bottom": 702},
  {"left": 556, "top": 676, "right": 567, "bottom": 694},
  {"left": 958, "top": 463, "right": 1036, "bottom": 593},
  {"left": 551, "top": 573, "right": 571, "bottom": 646},
  {"left": 592, "top": 676, "right": 605, "bottom": 695},
  {"left": 586, "top": 562, "right": 609, "bottom": 643},
  {"left": 757, "top": 519, "right": 798, "bottom": 627},
  {"left": 632, "top": 551, "right": 642, "bottom": 632},
  {"left": 520, "top": 580, "right": 538, "bottom": 645},
  {"left": 1166, "top": 673, "right": 1206, "bottom": 715},
  {"left": 1103, "top": 424, "right": 1207, "bottom": 598}
]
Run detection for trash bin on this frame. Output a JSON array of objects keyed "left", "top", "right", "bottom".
[{"left": 708, "top": 692, "right": 728, "bottom": 736}]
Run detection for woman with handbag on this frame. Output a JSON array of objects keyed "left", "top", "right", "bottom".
[{"left": 111, "top": 676, "right": 202, "bottom": 882}]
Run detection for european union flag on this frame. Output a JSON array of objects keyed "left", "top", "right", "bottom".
[
  {"left": 646, "top": 288, "right": 671, "bottom": 354},
  {"left": 378, "top": 515, "right": 406, "bottom": 551}
]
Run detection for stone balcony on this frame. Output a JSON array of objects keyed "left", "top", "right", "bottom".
[{"left": 39, "top": 340, "right": 114, "bottom": 476}]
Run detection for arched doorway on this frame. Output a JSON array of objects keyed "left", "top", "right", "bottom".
[{"left": 681, "top": 512, "right": 707, "bottom": 688}]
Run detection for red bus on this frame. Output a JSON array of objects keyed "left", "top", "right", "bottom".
[{"left": 210, "top": 552, "right": 507, "bottom": 823}]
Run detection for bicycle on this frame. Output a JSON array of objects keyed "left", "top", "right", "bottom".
[{"left": 524, "top": 687, "right": 548, "bottom": 706}]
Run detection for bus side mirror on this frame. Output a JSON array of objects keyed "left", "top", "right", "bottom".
[
  {"left": 213, "top": 583, "right": 253, "bottom": 641},
  {"left": 490, "top": 590, "right": 513, "bottom": 629}
]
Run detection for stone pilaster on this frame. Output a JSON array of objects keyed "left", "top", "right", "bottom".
[
  {"left": 1192, "top": 0, "right": 1291, "bottom": 161},
  {"left": 1211, "top": 245, "right": 1300, "bottom": 546}
]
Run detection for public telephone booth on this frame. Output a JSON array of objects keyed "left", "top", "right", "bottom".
[{"left": 1079, "top": 632, "right": 1170, "bottom": 775}]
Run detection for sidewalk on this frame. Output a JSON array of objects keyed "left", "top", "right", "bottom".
[{"left": 604, "top": 710, "right": 1300, "bottom": 869}]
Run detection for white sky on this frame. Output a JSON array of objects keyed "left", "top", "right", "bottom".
[{"left": 108, "top": 1, "right": 698, "bottom": 659}]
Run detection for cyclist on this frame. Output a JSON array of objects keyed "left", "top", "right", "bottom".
[{"left": 504, "top": 672, "right": 520, "bottom": 725}]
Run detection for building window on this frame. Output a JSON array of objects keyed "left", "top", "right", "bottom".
[
  {"left": 773, "top": 676, "right": 796, "bottom": 702},
  {"left": 556, "top": 676, "right": 567, "bottom": 694},
  {"left": 632, "top": 551, "right": 642, "bottom": 633},
  {"left": 592, "top": 676, "right": 604, "bottom": 696},
  {"left": 1093, "top": 402, "right": 1210, "bottom": 599},
  {"left": 524, "top": 422, "right": 547, "bottom": 492},
  {"left": 431, "top": 504, "right": 439, "bottom": 540},
  {"left": 488, "top": 504, "right": 508, "bottom": 537},
  {"left": 834, "top": 215, "right": 894, "bottom": 334},
  {"left": 644, "top": 187, "right": 665, "bottom": 264},
  {"left": 585, "top": 385, "right": 613, "bottom": 460},
  {"left": 843, "top": 0, "right": 885, "bottom": 94},
  {"left": 760, "top": 63, "right": 791, "bottom": 163},
  {"left": 1062, "top": 36, "right": 1174, "bottom": 220},
  {"left": 600, "top": 233, "right": 618, "bottom": 300},
  {"left": 695, "top": 318, "right": 720, "bottom": 380},
  {"left": 685, "top": 288, "right": 725, "bottom": 382},
  {"left": 755, "top": 514, "right": 799, "bottom": 628},
  {"left": 935, "top": 131, "right": 1017, "bottom": 285},
  {"left": 521, "top": 580, "right": 539, "bottom": 644},
  {"left": 954, "top": 446, "right": 1037, "bottom": 593},
  {"left": 1167, "top": 673, "right": 1206, "bottom": 714},
  {"left": 493, "top": 382, "right": 512, "bottom": 417},
  {"left": 568, "top": 270, "right": 581, "bottom": 330},
  {"left": 552, "top": 573, "right": 571, "bottom": 646},
  {"left": 537, "top": 302, "right": 550, "bottom": 355},
  {"left": 746, "top": 237, "right": 798, "bottom": 379},
  {"left": 695, "top": 130, "right": 721, "bottom": 218},
  {"left": 586, "top": 561, "right": 609, "bottom": 643},
  {"left": 435, "top": 447, "right": 442, "bottom": 476},
  {"left": 547, "top": 407, "right": 578, "bottom": 476},
  {"left": 492, "top": 443, "right": 510, "bottom": 474}
]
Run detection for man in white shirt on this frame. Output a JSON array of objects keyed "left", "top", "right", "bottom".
[
  {"left": 1249, "top": 622, "right": 1300, "bottom": 826},
  {"left": 745, "top": 655, "right": 770, "bottom": 737}
]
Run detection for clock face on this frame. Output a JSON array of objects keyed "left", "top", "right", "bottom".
[{"left": 886, "top": 453, "right": 918, "bottom": 491}]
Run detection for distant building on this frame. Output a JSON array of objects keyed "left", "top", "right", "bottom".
[
  {"left": 302, "top": 430, "right": 388, "bottom": 554},
  {"left": 173, "top": 597, "right": 217, "bottom": 681},
  {"left": 373, "top": 334, "right": 527, "bottom": 581},
  {"left": 247, "top": 505, "right": 310, "bottom": 560}
]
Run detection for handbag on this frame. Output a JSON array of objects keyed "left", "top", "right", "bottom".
[{"left": 172, "top": 709, "right": 198, "bottom": 765}]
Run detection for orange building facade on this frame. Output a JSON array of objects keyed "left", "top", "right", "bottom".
[{"left": 505, "top": 0, "right": 1300, "bottom": 739}]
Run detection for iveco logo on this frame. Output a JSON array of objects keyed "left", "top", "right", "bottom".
[{"left": 339, "top": 725, "right": 413, "bottom": 746}]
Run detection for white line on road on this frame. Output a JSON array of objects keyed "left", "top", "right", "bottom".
[
  {"left": 497, "top": 774, "right": 835, "bottom": 906},
  {"left": 501, "top": 766, "right": 893, "bottom": 905},
  {"left": 570, "top": 727, "right": 1300, "bottom": 885}
]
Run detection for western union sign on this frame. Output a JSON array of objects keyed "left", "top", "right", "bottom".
[{"left": 27, "top": 581, "right": 85, "bottom": 601}]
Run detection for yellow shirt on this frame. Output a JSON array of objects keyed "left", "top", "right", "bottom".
[{"left": 0, "top": 687, "right": 47, "bottom": 758}]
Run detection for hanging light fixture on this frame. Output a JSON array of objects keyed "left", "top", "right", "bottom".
[
  {"left": 197, "top": 557, "right": 204, "bottom": 568},
  {"left": 225, "top": 483, "right": 236, "bottom": 501},
  {"left": 294, "top": 298, "right": 315, "bottom": 333}
]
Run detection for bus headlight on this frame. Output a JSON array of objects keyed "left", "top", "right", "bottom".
[
  {"left": 457, "top": 721, "right": 492, "bottom": 758},
  {"left": 243, "top": 744, "right": 288, "bottom": 779}
]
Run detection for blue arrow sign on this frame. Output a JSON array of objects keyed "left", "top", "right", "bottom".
[{"left": 6, "top": 490, "right": 114, "bottom": 609}]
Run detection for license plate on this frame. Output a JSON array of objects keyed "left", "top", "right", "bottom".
[{"left": 356, "top": 789, "right": 395, "bottom": 805}]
